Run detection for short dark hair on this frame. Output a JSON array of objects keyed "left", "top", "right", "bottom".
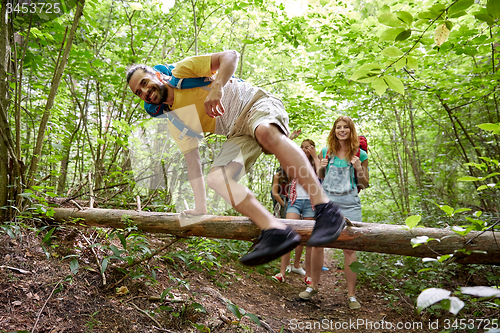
[{"left": 126, "top": 64, "right": 156, "bottom": 83}]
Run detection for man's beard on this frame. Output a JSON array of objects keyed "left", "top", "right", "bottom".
[{"left": 156, "top": 81, "right": 167, "bottom": 104}]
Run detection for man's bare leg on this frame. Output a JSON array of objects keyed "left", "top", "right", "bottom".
[
  {"left": 207, "top": 162, "right": 285, "bottom": 230},
  {"left": 255, "top": 123, "right": 346, "bottom": 248},
  {"left": 207, "top": 161, "right": 301, "bottom": 266},
  {"left": 254, "top": 124, "right": 329, "bottom": 205}
]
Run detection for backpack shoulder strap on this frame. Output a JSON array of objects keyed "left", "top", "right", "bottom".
[
  {"left": 143, "top": 102, "right": 203, "bottom": 140},
  {"left": 321, "top": 147, "right": 329, "bottom": 159},
  {"left": 153, "top": 64, "right": 212, "bottom": 89},
  {"left": 163, "top": 112, "right": 204, "bottom": 140}
]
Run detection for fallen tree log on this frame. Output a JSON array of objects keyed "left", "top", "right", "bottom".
[{"left": 47, "top": 208, "right": 500, "bottom": 265}]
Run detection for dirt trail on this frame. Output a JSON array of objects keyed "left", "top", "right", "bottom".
[{"left": 0, "top": 232, "right": 427, "bottom": 333}]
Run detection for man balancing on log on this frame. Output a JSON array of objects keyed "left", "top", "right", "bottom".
[{"left": 126, "top": 50, "right": 345, "bottom": 266}]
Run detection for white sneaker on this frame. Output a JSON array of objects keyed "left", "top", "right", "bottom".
[
  {"left": 285, "top": 265, "right": 291, "bottom": 273},
  {"left": 299, "top": 287, "right": 318, "bottom": 300},
  {"left": 290, "top": 266, "right": 306, "bottom": 276},
  {"left": 348, "top": 296, "right": 361, "bottom": 309}
]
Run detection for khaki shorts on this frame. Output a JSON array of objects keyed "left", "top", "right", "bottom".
[{"left": 212, "top": 95, "right": 290, "bottom": 180}]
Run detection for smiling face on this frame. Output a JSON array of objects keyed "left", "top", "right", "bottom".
[
  {"left": 335, "top": 120, "right": 350, "bottom": 142},
  {"left": 128, "top": 69, "right": 167, "bottom": 105}
]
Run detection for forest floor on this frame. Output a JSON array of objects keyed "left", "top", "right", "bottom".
[{"left": 0, "top": 225, "right": 477, "bottom": 333}]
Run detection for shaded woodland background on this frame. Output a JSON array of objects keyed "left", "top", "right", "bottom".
[
  {"left": 0, "top": 0, "right": 500, "bottom": 331},
  {"left": 1, "top": 0, "right": 499, "bottom": 225}
]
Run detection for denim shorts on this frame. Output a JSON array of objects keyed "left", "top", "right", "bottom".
[
  {"left": 212, "top": 95, "right": 289, "bottom": 180},
  {"left": 286, "top": 199, "right": 314, "bottom": 218}
]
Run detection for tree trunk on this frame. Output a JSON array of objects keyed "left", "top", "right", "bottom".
[
  {"left": 26, "top": 0, "right": 85, "bottom": 187},
  {"left": 0, "top": 0, "right": 11, "bottom": 218},
  {"left": 47, "top": 208, "right": 500, "bottom": 265}
]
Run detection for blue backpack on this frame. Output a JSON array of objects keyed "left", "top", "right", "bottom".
[{"left": 143, "top": 64, "right": 242, "bottom": 140}]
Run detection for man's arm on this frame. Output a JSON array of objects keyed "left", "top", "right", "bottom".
[
  {"left": 204, "top": 50, "right": 240, "bottom": 118},
  {"left": 183, "top": 148, "right": 207, "bottom": 215}
]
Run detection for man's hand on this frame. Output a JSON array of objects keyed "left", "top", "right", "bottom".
[{"left": 204, "top": 83, "right": 225, "bottom": 118}]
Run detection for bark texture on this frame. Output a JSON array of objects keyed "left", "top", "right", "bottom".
[{"left": 48, "top": 208, "right": 500, "bottom": 265}]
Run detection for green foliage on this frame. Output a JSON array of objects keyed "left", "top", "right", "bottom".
[
  {"left": 1, "top": 0, "right": 498, "bottom": 220},
  {"left": 1, "top": 223, "right": 22, "bottom": 240},
  {"left": 404, "top": 215, "right": 421, "bottom": 229},
  {"left": 1, "top": 1, "right": 500, "bottom": 328},
  {"left": 417, "top": 286, "right": 500, "bottom": 316},
  {"left": 162, "top": 237, "right": 222, "bottom": 272},
  {"left": 84, "top": 311, "right": 101, "bottom": 333},
  {"left": 226, "top": 302, "right": 261, "bottom": 327}
]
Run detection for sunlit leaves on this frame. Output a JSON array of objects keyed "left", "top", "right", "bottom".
[
  {"left": 393, "top": 57, "right": 406, "bottom": 71},
  {"left": 474, "top": 9, "right": 496, "bottom": 26},
  {"left": 441, "top": 297, "right": 465, "bottom": 315},
  {"left": 418, "top": 11, "right": 434, "bottom": 20},
  {"left": 411, "top": 236, "right": 439, "bottom": 248},
  {"left": 458, "top": 173, "right": 500, "bottom": 182},
  {"left": 477, "top": 122, "right": 500, "bottom": 134},
  {"left": 486, "top": 0, "right": 500, "bottom": 20},
  {"left": 371, "top": 77, "right": 388, "bottom": 96},
  {"left": 461, "top": 286, "right": 500, "bottom": 298},
  {"left": 396, "top": 11, "right": 413, "bottom": 25},
  {"left": 438, "top": 204, "right": 454, "bottom": 216},
  {"left": 434, "top": 23, "right": 450, "bottom": 47},
  {"left": 378, "top": 12, "right": 405, "bottom": 27},
  {"left": 350, "top": 63, "right": 383, "bottom": 82},
  {"left": 129, "top": 2, "right": 143, "bottom": 11},
  {"left": 449, "top": 10, "right": 468, "bottom": 18},
  {"left": 474, "top": 0, "right": 500, "bottom": 26},
  {"left": 448, "top": 0, "right": 474, "bottom": 16},
  {"left": 405, "top": 215, "right": 421, "bottom": 229},
  {"left": 379, "top": 28, "right": 405, "bottom": 42},
  {"left": 437, "top": 204, "right": 472, "bottom": 217},
  {"left": 350, "top": 61, "right": 405, "bottom": 95},
  {"left": 382, "top": 46, "right": 404, "bottom": 58},
  {"left": 384, "top": 75, "right": 405, "bottom": 94},
  {"left": 406, "top": 56, "right": 418, "bottom": 70}
]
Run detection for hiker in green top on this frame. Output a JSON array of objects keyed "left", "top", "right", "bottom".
[
  {"left": 299, "top": 116, "right": 368, "bottom": 310},
  {"left": 126, "top": 51, "right": 347, "bottom": 266}
]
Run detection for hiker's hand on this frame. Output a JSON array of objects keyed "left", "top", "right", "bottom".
[
  {"left": 320, "top": 157, "right": 328, "bottom": 168},
  {"left": 204, "top": 84, "right": 225, "bottom": 118},
  {"left": 306, "top": 145, "right": 317, "bottom": 158},
  {"left": 290, "top": 129, "right": 301, "bottom": 140},
  {"left": 350, "top": 156, "right": 362, "bottom": 171}
]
